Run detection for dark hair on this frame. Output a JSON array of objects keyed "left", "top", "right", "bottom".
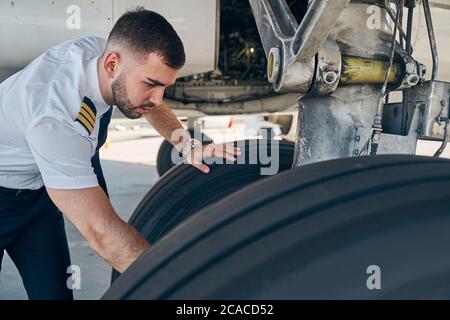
[{"left": 107, "top": 7, "right": 186, "bottom": 69}]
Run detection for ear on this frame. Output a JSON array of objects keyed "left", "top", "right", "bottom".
[{"left": 103, "top": 52, "right": 121, "bottom": 78}]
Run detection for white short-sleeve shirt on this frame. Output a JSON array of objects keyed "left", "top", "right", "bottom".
[{"left": 0, "top": 36, "right": 111, "bottom": 190}]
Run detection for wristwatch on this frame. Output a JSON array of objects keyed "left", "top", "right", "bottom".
[{"left": 182, "top": 138, "right": 202, "bottom": 159}]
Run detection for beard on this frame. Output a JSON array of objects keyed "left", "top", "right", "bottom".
[{"left": 111, "top": 73, "right": 154, "bottom": 119}]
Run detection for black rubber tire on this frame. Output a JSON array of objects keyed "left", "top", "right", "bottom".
[
  {"left": 135, "top": 139, "right": 294, "bottom": 242},
  {"left": 111, "top": 139, "right": 295, "bottom": 282},
  {"left": 104, "top": 155, "right": 450, "bottom": 299},
  {"left": 156, "top": 129, "right": 213, "bottom": 177}
]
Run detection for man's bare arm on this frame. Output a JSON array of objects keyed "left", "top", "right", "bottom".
[
  {"left": 47, "top": 186, "right": 150, "bottom": 273},
  {"left": 143, "top": 101, "right": 188, "bottom": 152},
  {"left": 144, "top": 100, "right": 241, "bottom": 173}
]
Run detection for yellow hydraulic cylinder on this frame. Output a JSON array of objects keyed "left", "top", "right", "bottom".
[{"left": 340, "top": 56, "right": 402, "bottom": 85}]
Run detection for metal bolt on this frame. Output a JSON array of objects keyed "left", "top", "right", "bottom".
[
  {"left": 353, "top": 150, "right": 359, "bottom": 156},
  {"left": 355, "top": 135, "right": 361, "bottom": 142},
  {"left": 267, "top": 47, "right": 281, "bottom": 84},
  {"left": 323, "top": 71, "right": 338, "bottom": 85},
  {"left": 406, "top": 74, "right": 419, "bottom": 86},
  {"left": 441, "top": 100, "right": 446, "bottom": 107}
]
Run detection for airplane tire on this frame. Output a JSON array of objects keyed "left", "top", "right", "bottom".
[
  {"left": 111, "top": 139, "right": 295, "bottom": 282},
  {"left": 104, "top": 155, "right": 450, "bottom": 299}
]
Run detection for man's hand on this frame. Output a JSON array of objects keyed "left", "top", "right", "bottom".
[
  {"left": 185, "top": 142, "right": 241, "bottom": 173},
  {"left": 47, "top": 187, "right": 150, "bottom": 273},
  {"left": 142, "top": 101, "right": 241, "bottom": 173}
]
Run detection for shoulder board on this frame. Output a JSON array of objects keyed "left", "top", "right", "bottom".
[{"left": 76, "top": 96, "right": 97, "bottom": 135}]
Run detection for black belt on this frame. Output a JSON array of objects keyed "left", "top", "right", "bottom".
[{"left": 0, "top": 185, "right": 41, "bottom": 197}]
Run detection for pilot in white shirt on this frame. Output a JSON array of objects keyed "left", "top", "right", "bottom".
[
  {"left": 0, "top": 8, "right": 238, "bottom": 300},
  {"left": 0, "top": 36, "right": 111, "bottom": 191}
]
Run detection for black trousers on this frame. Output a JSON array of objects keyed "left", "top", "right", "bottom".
[{"left": 0, "top": 107, "right": 112, "bottom": 300}]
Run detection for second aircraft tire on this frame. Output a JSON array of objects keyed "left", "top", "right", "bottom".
[{"left": 104, "top": 155, "right": 450, "bottom": 299}]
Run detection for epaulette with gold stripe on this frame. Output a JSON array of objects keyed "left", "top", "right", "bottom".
[{"left": 76, "top": 96, "right": 97, "bottom": 135}]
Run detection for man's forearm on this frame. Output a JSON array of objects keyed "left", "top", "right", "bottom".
[
  {"left": 47, "top": 187, "right": 150, "bottom": 273},
  {"left": 143, "top": 101, "right": 190, "bottom": 152},
  {"left": 92, "top": 213, "right": 150, "bottom": 273}
]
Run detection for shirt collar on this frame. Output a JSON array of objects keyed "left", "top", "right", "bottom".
[{"left": 86, "top": 55, "right": 110, "bottom": 114}]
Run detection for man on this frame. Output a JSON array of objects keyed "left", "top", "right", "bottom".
[{"left": 0, "top": 8, "right": 240, "bottom": 300}]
